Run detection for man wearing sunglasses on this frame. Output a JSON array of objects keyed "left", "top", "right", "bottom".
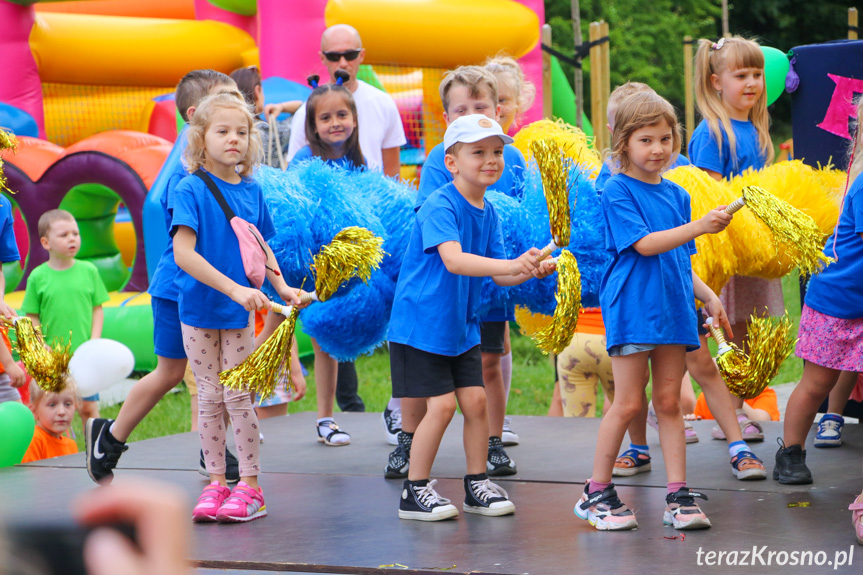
[{"left": 286, "top": 24, "right": 406, "bottom": 178}]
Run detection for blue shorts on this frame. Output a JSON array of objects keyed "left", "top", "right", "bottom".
[{"left": 152, "top": 296, "right": 187, "bottom": 359}]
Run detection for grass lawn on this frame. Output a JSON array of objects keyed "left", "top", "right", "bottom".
[{"left": 69, "top": 274, "right": 805, "bottom": 449}]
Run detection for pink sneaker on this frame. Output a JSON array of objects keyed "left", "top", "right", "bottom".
[
  {"left": 192, "top": 481, "right": 231, "bottom": 523},
  {"left": 216, "top": 482, "right": 267, "bottom": 523},
  {"left": 850, "top": 494, "right": 863, "bottom": 545}
]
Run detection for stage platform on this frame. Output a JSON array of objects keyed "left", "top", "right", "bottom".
[{"left": 3, "top": 413, "right": 861, "bottom": 574}]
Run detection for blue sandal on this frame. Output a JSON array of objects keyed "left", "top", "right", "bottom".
[{"left": 612, "top": 449, "right": 651, "bottom": 476}]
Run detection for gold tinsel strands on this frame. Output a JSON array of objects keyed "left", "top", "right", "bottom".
[
  {"left": 312, "top": 226, "right": 385, "bottom": 301},
  {"left": 532, "top": 250, "right": 582, "bottom": 355},
  {"left": 222, "top": 227, "right": 385, "bottom": 395},
  {"left": 0, "top": 129, "right": 17, "bottom": 195},
  {"left": 220, "top": 302, "right": 299, "bottom": 398},
  {"left": 732, "top": 312, "right": 795, "bottom": 399},
  {"left": 513, "top": 306, "right": 553, "bottom": 337},
  {"left": 705, "top": 316, "right": 750, "bottom": 393},
  {"left": 725, "top": 185, "right": 834, "bottom": 276},
  {"left": 4, "top": 317, "right": 71, "bottom": 392},
  {"left": 513, "top": 119, "right": 602, "bottom": 175},
  {"left": 530, "top": 138, "right": 573, "bottom": 258}
]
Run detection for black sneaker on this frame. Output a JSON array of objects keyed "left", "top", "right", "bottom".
[
  {"left": 487, "top": 436, "right": 517, "bottom": 476},
  {"left": 399, "top": 479, "right": 458, "bottom": 521},
  {"left": 85, "top": 418, "right": 128, "bottom": 485},
  {"left": 384, "top": 431, "right": 412, "bottom": 479},
  {"left": 773, "top": 439, "right": 813, "bottom": 484},
  {"left": 463, "top": 473, "right": 515, "bottom": 516},
  {"left": 198, "top": 449, "right": 240, "bottom": 483},
  {"left": 382, "top": 407, "right": 402, "bottom": 446}
]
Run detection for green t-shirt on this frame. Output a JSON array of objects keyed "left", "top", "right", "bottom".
[{"left": 21, "top": 260, "right": 110, "bottom": 352}]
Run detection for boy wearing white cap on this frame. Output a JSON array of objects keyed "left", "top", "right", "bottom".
[{"left": 387, "top": 114, "right": 554, "bottom": 521}]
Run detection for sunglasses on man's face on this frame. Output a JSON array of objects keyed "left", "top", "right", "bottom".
[{"left": 323, "top": 49, "right": 361, "bottom": 62}]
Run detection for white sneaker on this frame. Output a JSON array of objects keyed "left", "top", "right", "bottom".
[{"left": 501, "top": 417, "right": 519, "bottom": 446}]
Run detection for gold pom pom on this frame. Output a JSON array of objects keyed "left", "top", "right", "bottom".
[
  {"left": 532, "top": 250, "right": 582, "bottom": 355},
  {"left": 732, "top": 312, "right": 796, "bottom": 399},
  {"left": 313, "top": 226, "right": 385, "bottom": 301},
  {"left": 0, "top": 129, "right": 18, "bottom": 196},
  {"left": 5, "top": 317, "right": 71, "bottom": 393},
  {"left": 529, "top": 138, "right": 574, "bottom": 248},
  {"left": 220, "top": 305, "right": 298, "bottom": 397}
]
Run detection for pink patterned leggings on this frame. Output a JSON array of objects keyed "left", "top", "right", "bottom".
[{"left": 181, "top": 320, "right": 260, "bottom": 477}]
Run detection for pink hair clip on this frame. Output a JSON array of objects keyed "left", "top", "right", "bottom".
[{"left": 711, "top": 38, "right": 726, "bottom": 51}]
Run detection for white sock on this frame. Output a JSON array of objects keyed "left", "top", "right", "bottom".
[
  {"left": 729, "top": 440, "right": 749, "bottom": 457},
  {"left": 387, "top": 397, "right": 401, "bottom": 412},
  {"left": 317, "top": 417, "right": 334, "bottom": 425},
  {"left": 501, "top": 352, "right": 513, "bottom": 402}
]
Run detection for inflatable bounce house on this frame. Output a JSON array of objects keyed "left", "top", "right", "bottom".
[{"left": 0, "top": 0, "right": 571, "bottom": 369}]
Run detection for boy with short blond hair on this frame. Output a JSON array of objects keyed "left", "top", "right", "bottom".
[
  {"left": 388, "top": 115, "right": 552, "bottom": 521},
  {"left": 22, "top": 209, "right": 109, "bottom": 430},
  {"left": 384, "top": 65, "right": 527, "bottom": 480}
]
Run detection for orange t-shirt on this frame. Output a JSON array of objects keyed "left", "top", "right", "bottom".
[
  {"left": 693, "top": 387, "right": 780, "bottom": 421},
  {"left": 21, "top": 426, "right": 78, "bottom": 463},
  {"left": 574, "top": 308, "right": 605, "bottom": 336},
  {"left": 0, "top": 329, "right": 12, "bottom": 375}
]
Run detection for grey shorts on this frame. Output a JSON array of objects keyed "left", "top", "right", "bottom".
[{"left": 608, "top": 343, "right": 657, "bottom": 357}]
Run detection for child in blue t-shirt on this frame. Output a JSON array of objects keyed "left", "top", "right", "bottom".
[
  {"left": 575, "top": 91, "right": 733, "bottom": 532},
  {"left": 172, "top": 92, "right": 302, "bottom": 523},
  {"left": 388, "top": 115, "right": 553, "bottom": 521},
  {"left": 601, "top": 83, "right": 767, "bottom": 481},
  {"left": 85, "top": 70, "right": 240, "bottom": 485},
  {"left": 384, "top": 65, "right": 527, "bottom": 479},
  {"left": 690, "top": 36, "right": 783, "bottom": 439},
  {"left": 286, "top": 73, "right": 367, "bottom": 446},
  {"left": 776, "top": 98, "right": 863, "bottom": 500}
]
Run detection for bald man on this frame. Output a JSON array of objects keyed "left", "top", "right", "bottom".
[{"left": 287, "top": 24, "right": 407, "bottom": 177}]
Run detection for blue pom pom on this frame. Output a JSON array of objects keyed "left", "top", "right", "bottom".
[{"left": 300, "top": 271, "right": 395, "bottom": 361}]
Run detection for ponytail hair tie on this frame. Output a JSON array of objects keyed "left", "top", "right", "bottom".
[
  {"left": 334, "top": 70, "right": 350, "bottom": 86},
  {"left": 711, "top": 38, "right": 726, "bottom": 51},
  {"left": 307, "top": 75, "right": 320, "bottom": 88}
]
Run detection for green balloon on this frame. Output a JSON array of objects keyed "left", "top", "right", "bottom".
[
  {"left": 761, "top": 46, "right": 790, "bottom": 106},
  {"left": 0, "top": 401, "right": 35, "bottom": 467}
]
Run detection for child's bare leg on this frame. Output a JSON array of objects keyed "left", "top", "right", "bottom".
[
  {"left": 456, "top": 386, "right": 489, "bottom": 475},
  {"left": 112, "top": 356, "right": 188, "bottom": 441},
  {"left": 80, "top": 400, "right": 100, "bottom": 433},
  {"left": 408, "top": 393, "right": 457, "bottom": 481},
  {"left": 311, "top": 339, "right": 337, "bottom": 419},
  {"left": 626, "top": 394, "right": 649, "bottom": 445},
  {"left": 783, "top": 362, "right": 841, "bottom": 447},
  {"left": 680, "top": 372, "right": 697, "bottom": 415},
  {"left": 400, "top": 397, "right": 426, "bottom": 434},
  {"left": 826, "top": 370, "right": 858, "bottom": 415},
  {"left": 591, "top": 351, "right": 650, "bottom": 483},
  {"left": 482, "top": 351, "right": 505, "bottom": 437},
  {"left": 650, "top": 345, "right": 688, "bottom": 483},
  {"left": 686, "top": 341, "right": 744, "bottom": 444},
  {"left": 548, "top": 383, "right": 563, "bottom": 416}
]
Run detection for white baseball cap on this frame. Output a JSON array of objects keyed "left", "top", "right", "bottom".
[{"left": 443, "top": 114, "right": 514, "bottom": 152}]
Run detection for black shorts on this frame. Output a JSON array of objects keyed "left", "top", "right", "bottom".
[
  {"left": 390, "top": 342, "right": 484, "bottom": 398},
  {"left": 696, "top": 303, "right": 708, "bottom": 336},
  {"left": 480, "top": 321, "right": 506, "bottom": 354}
]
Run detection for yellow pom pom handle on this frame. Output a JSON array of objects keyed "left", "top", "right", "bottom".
[
  {"left": 705, "top": 316, "right": 733, "bottom": 356},
  {"left": 724, "top": 197, "right": 746, "bottom": 215},
  {"left": 538, "top": 239, "right": 560, "bottom": 261}
]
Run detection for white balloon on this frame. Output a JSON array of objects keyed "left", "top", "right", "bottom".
[{"left": 69, "top": 339, "right": 135, "bottom": 398}]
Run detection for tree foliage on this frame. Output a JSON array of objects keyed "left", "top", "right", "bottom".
[{"left": 545, "top": 0, "right": 854, "bottom": 138}]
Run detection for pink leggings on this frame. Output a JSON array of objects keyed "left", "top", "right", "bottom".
[{"left": 182, "top": 321, "right": 260, "bottom": 477}]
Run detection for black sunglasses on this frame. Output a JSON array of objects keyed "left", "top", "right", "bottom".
[{"left": 323, "top": 49, "right": 361, "bottom": 62}]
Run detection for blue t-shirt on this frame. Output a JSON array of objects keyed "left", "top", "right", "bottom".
[
  {"left": 0, "top": 197, "right": 20, "bottom": 264},
  {"left": 288, "top": 145, "right": 366, "bottom": 170},
  {"left": 417, "top": 142, "right": 527, "bottom": 208},
  {"left": 171, "top": 172, "right": 276, "bottom": 329},
  {"left": 805, "top": 177, "right": 863, "bottom": 319},
  {"left": 416, "top": 142, "right": 526, "bottom": 321},
  {"left": 147, "top": 129, "right": 189, "bottom": 302},
  {"left": 595, "top": 154, "right": 691, "bottom": 194},
  {"left": 688, "top": 118, "right": 765, "bottom": 178},
  {"left": 599, "top": 174, "right": 699, "bottom": 351},
  {"left": 388, "top": 182, "right": 507, "bottom": 356}
]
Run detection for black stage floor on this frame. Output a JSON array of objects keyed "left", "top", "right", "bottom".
[{"left": 3, "top": 413, "right": 862, "bottom": 574}]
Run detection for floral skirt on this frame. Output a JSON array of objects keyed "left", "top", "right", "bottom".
[{"left": 795, "top": 305, "right": 863, "bottom": 371}]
